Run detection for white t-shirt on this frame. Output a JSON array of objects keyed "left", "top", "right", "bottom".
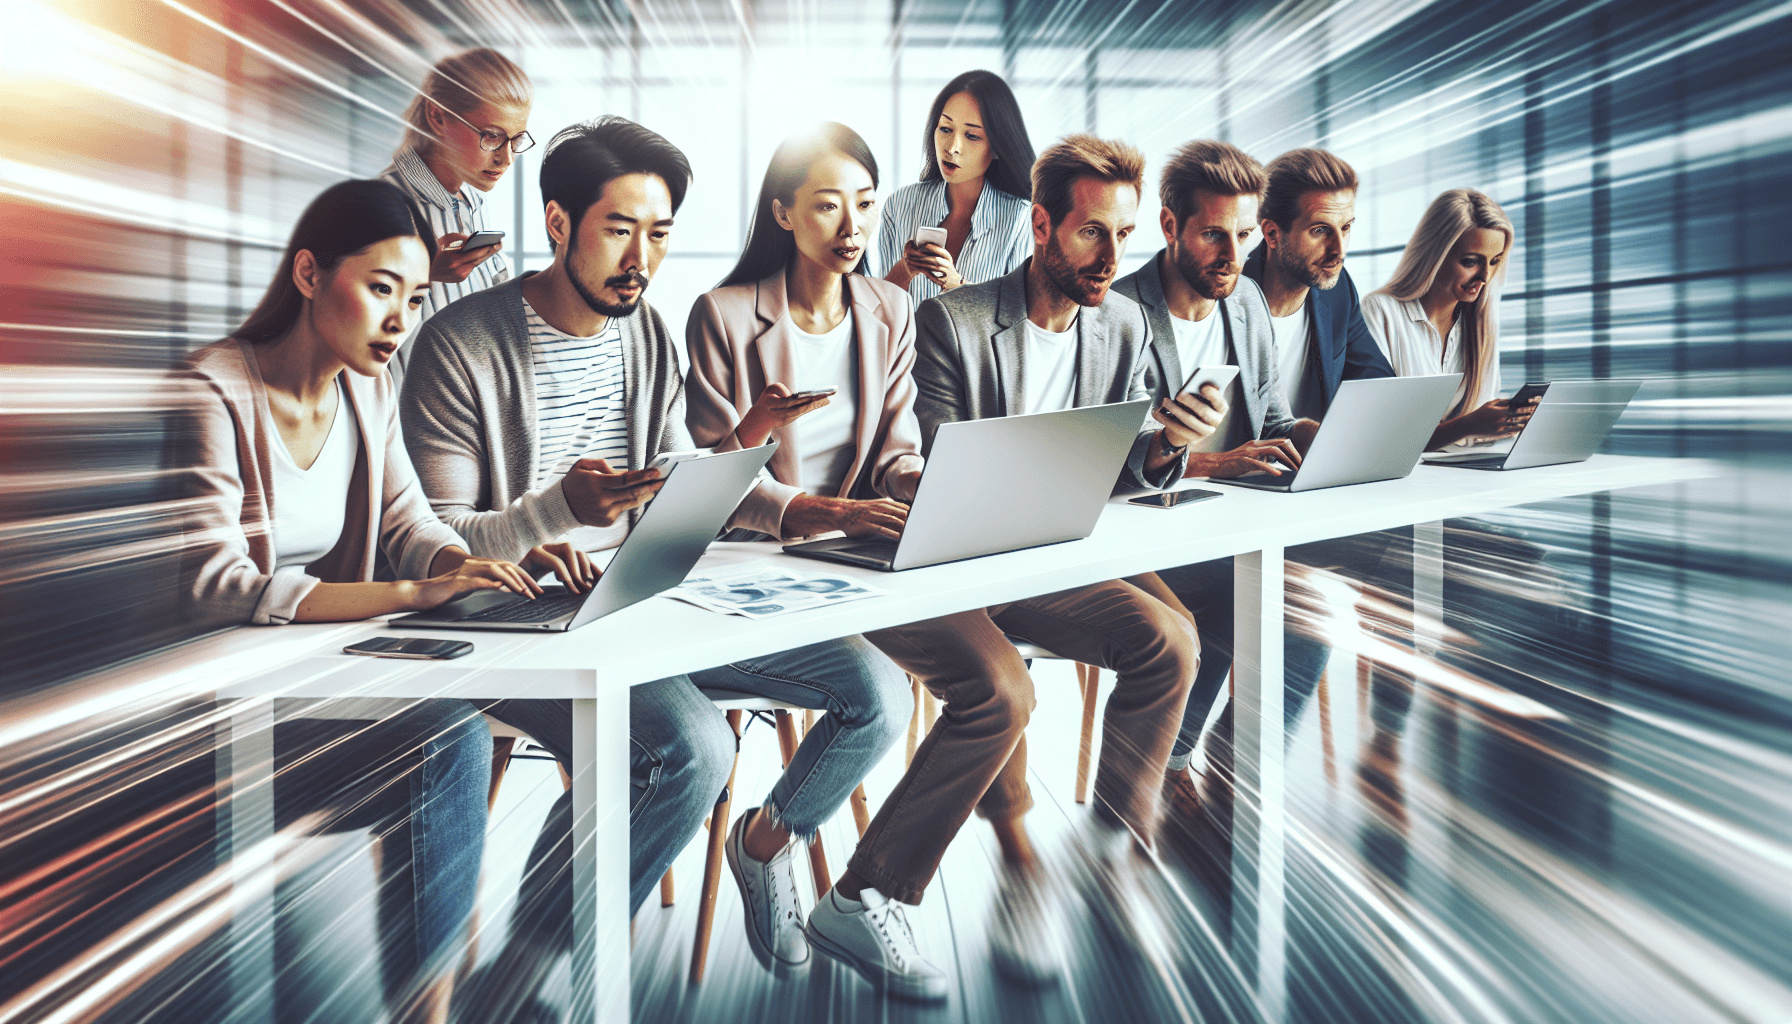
[
  {"left": 788, "top": 311, "right": 860, "bottom": 496},
  {"left": 271, "top": 378, "right": 358, "bottom": 570},
  {"left": 1359, "top": 291, "right": 1501, "bottom": 416},
  {"left": 1272, "top": 303, "right": 1321, "bottom": 421},
  {"left": 1169, "top": 310, "right": 1244, "bottom": 453},
  {"left": 525, "top": 297, "right": 630, "bottom": 551},
  {"left": 1022, "top": 316, "right": 1079, "bottom": 414}
]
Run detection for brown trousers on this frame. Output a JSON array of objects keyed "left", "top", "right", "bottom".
[{"left": 849, "top": 575, "right": 1198, "bottom": 904}]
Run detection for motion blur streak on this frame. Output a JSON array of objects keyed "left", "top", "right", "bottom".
[{"left": 1, "top": 0, "right": 1787, "bottom": 1022}]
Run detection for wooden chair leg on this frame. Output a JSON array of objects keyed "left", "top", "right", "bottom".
[
  {"left": 771, "top": 711, "right": 833, "bottom": 897},
  {"left": 802, "top": 708, "right": 816, "bottom": 736},
  {"left": 923, "top": 689, "right": 940, "bottom": 733},
  {"left": 850, "top": 784, "right": 871, "bottom": 837},
  {"left": 1318, "top": 669, "right": 1337, "bottom": 788},
  {"left": 487, "top": 736, "right": 517, "bottom": 812},
  {"left": 905, "top": 677, "right": 921, "bottom": 767},
  {"left": 689, "top": 710, "right": 742, "bottom": 985},
  {"left": 660, "top": 868, "right": 676, "bottom": 907},
  {"left": 1076, "top": 665, "right": 1099, "bottom": 804}
]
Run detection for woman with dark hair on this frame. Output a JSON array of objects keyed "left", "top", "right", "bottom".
[
  {"left": 177, "top": 178, "right": 551, "bottom": 1024},
  {"left": 874, "top": 69, "right": 1037, "bottom": 303},
  {"left": 684, "top": 122, "right": 926, "bottom": 986}
]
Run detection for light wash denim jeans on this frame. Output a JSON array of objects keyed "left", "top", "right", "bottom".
[{"left": 274, "top": 698, "right": 489, "bottom": 1011}]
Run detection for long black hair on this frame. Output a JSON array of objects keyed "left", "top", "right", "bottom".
[
  {"left": 718, "top": 122, "right": 879, "bottom": 288},
  {"left": 235, "top": 179, "right": 436, "bottom": 344},
  {"left": 918, "top": 70, "right": 1035, "bottom": 200}
]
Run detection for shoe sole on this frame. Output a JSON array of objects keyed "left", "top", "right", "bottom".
[
  {"left": 804, "top": 919, "right": 950, "bottom": 1003},
  {"left": 724, "top": 819, "right": 811, "bottom": 975}
]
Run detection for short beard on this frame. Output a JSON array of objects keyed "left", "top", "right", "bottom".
[
  {"left": 1270, "top": 239, "right": 1341, "bottom": 291},
  {"left": 1038, "top": 234, "right": 1111, "bottom": 307},
  {"left": 1169, "top": 241, "right": 1237, "bottom": 302},
  {"left": 566, "top": 218, "right": 650, "bottom": 318}
]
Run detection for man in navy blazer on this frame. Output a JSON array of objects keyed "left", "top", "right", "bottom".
[{"left": 1239, "top": 147, "right": 1393, "bottom": 419}]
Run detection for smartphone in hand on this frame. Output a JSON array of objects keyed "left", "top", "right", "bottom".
[{"left": 455, "top": 229, "right": 506, "bottom": 250}]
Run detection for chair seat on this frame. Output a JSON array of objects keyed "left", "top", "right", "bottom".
[
  {"left": 697, "top": 687, "right": 808, "bottom": 712},
  {"left": 1005, "top": 635, "right": 1066, "bottom": 662}
]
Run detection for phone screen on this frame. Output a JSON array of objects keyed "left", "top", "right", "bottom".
[
  {"left": 344, "top": 637, "right": 474, "bottom": 660},
  {"left": 1128, "top": 488, "right": 1223, "bottom": 509},
  {"left": 1509, "top": 382, "right": 1549, "bottom": 406}
]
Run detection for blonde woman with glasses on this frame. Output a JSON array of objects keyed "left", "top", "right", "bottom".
[
  {"left": 380, "top": 47, "right": 533, "bottom": 369},
  {"left": 1361, "top": 188, "right": 1536, "bottom": 449}
]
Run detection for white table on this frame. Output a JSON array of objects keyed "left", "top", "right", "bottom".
[{"left": 51, "top": 455, "right": 1713, "bottom": 1023}]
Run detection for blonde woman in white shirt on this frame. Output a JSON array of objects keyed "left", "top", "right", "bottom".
[{"left": 1361, "top": 188, "right": 1536, "bottom": 449}]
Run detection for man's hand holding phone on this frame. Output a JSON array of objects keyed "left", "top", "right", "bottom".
[
  {"left": 562, "top": 458, "right": 664, "bottom": 528},
  {"left": 735, "top": 382, "right": 835, "bottom": 448},
  {"left": 1153, "top": 382, "right": 1227, "bottom": 450}
]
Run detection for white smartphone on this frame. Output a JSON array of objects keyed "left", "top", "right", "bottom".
[
  {"left": 912, "top": 225, "right": 948, "bottom": 248},
  {"left": 1177, "top": 364, "right": 1241, "bottom": 401}
]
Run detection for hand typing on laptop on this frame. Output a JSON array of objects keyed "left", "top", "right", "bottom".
[
  {"left": 520, "top": 540, "right": 599, "bottom": 593},
  {"left": 782, "top": 495, "right": 910, "bottom": 541}
]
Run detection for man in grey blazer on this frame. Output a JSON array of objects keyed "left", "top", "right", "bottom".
[
  {"left": 1111, "top": 140, "right": 1328, "bottom": 876},
  {"left": 826, "top": 135, "right": 1206, "bottom": 991},
  {"left": 401, "top": 118, "right": 908, "bottom": 1008}
]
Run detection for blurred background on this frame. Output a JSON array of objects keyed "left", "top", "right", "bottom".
[{"left": 1, "top": 0, "right": 1788, "bottom": 1022}]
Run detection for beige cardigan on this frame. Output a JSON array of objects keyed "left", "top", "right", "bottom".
[
  {"left": 175, "top": 338, "right": 465, "bottom": 628},
  {"left": 684, "top": 269, "right": 926, "bottom": 536}
]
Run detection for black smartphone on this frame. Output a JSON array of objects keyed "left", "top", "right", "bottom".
[
  {"left": 1128, "top": 488, "right": 1223, "bottom": 509},
  {"left": 1509, "top": 382, "right": 1549, "bottom": 406},
  {"left": 343, "top": 637, "right": 474, "bottom": 660},
  {"left": 787, "top": 387, "right": 838, "bottom": 401},
  {"left": 457, "top": 229, "right": 505, "bottom": 250}
]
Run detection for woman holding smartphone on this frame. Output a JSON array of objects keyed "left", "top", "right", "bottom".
[
  {"left": 175, "top": 179, "right": 558, "bottom": 1024},
  {"left": 874, "top": 69, "right": 1037, "bottom": 303},
  {"left": 380, "top": 47, "right": 533, "bottom": 366},
  {"left": 1361, "top": 188, "right": 1534, "bottom": 449}
]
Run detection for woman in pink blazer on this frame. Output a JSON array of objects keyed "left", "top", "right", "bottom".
[{"left": 685, "top": 122, "right": 925, "bottom": 544}]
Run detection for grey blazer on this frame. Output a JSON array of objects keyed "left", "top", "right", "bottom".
[
  {"left": 1113, "top": 251, "right": 1297, "bottom": 441},
  {"left": 912, "top": 260, "right": 1183, "bottom": 490},
  {"left": 399, "top": 273, "right": 701, "bottom": 563}
]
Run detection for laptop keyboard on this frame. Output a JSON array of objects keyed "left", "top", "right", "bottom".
[{"left": 460, "top": 589, "right": 586, "bottom": 623}]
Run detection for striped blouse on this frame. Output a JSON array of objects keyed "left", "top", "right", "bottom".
[
  {"left": 525, "top": 298, "right": 630, "bottom": 551},
  {"left": 379, "top": 147, "right": 512, "bottom": 368},
  {"left": 872, "top": 179, "right": 1034, "bottom": 305}
]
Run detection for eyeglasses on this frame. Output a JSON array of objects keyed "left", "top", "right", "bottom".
[{"left": 439, "top": 104, "right": 535, "bottom": 154}]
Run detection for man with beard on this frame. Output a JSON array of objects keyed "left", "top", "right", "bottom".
[
  {"left": 821, "top": 135, "right": 1203, "bottom": 992},
  {"left": 400, "top": 117, "right": 907, "bottom": 1015}
]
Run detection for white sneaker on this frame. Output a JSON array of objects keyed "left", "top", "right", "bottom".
[
  {"left": 988, "top": 864, "right": 1068, "bottom": 987},
  {"left": 806, "top": 886, "right": 949, "bottom": 1002},
  {"left": 725, "top": 809, "right": 810, "bottom": 973}
]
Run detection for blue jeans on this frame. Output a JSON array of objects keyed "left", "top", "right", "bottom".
[
  {"left": 480, "top": 634, "right": 906, "bottom": 919},
  {"left": 1154, "top": 557, "right": 1336, "bottom": 760},
  {"left": 274, "top": 699, "right": 489, "bottom": 1011}
]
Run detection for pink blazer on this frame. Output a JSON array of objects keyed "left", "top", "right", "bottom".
[{"left": 684, "top": 269, "right": 925, "bottom": 537}]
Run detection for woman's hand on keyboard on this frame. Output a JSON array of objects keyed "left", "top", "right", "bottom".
[
  {"left": 408, "top": 557, "right": 543, "bottom": 611},
  {"left": 523, "top": 542, "right": 599, "bottom": 594}
]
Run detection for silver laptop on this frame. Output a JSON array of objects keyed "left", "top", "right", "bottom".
[
  {"left": 1422, "top": 379, "right": 1642, "bottom": 471},
  {"left": 783, "top": 399, "right": 1153, "bottom": 571},
  {"left": 1218, "top": 374, "right": 1460, "bottom": 492},
  {"left": 390, "top": 443, "right": 777, "bottom": 632}
]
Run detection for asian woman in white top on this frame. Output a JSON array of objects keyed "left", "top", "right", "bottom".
[
  {"left": 1361, "top": 188, "right": 1536, "bottom": 449},
  {"left": 175, "top": 180, "right": 551, "bottom": 1024},
  {"left": 874, "top": 70, "right": 1037, "bottom": 304}
]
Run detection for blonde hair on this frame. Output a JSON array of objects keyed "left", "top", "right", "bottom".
[
  {"left": 1031, "top": 134, "right": 1146, "bottom": 227},
  {"left": 1376, "top": 188, "right": 1515, "bottom": 418},
  {"left": 398, "top": 48, "right": 532, "bottom": 158}
]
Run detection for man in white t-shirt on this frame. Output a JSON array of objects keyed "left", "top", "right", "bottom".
[{"left": 823, "top": 135, "right": 1207, "bottom": 993}]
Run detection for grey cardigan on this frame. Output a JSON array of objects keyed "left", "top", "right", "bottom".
[
  {"left": 399, "top": 274, "right": 700, "bottom": 563},
  {"left": 1113, "top": 251, "right": 1297, "bottom": 441},
  {"left": 912, "top": 260, "right": 1183, "bottom": 490}
]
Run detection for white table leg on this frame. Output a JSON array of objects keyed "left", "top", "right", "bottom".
[
  {"left": 1232, "top": 547, "right": 1287, "bottom": 1023},
  {"left": 569, "top": 677, "right": 629, "bottom": 1024},
  {"left": 1413, "top": 521, "right": 1445, "bottom": 657},
  {"left": 215, "top": 697, "right": 275, "bottom": 1024}
]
